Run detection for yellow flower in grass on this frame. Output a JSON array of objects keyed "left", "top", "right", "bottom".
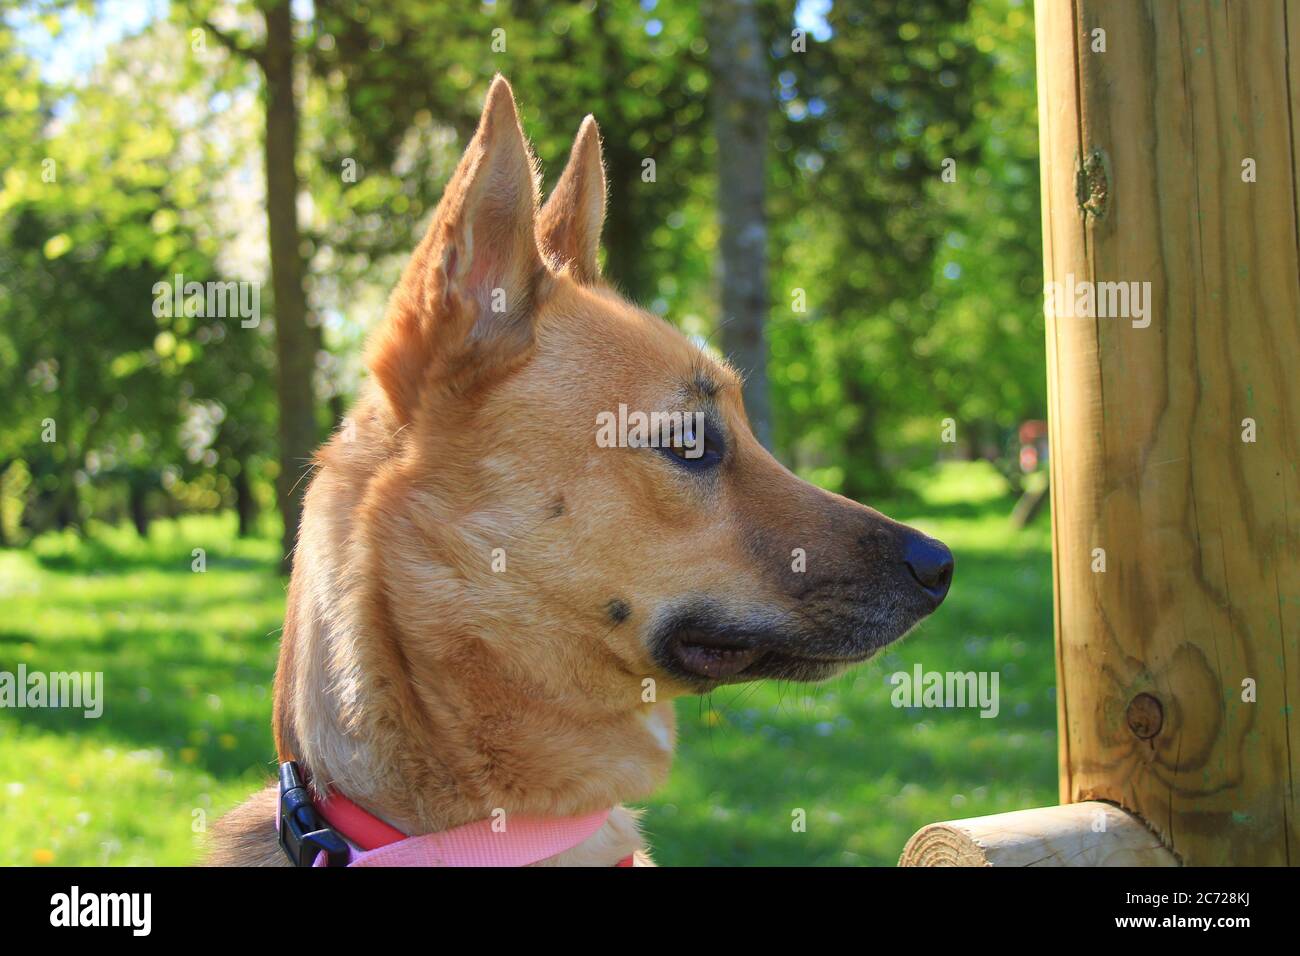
[{"left": 33, "top": 848, "right": 55, "bottom": 864}]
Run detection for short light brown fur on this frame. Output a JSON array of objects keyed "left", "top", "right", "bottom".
[{"left": 210, "top": 76, "right": 949, "bottom": 867}]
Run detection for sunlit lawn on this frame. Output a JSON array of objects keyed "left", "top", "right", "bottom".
[
  {"left": 0, "top": 517, "right": 283, "bottom": 866},
  {"left": 0, "top": 461, "right": 1056, "bottom": 866}
]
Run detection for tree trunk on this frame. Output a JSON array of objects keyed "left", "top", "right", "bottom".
[
  {"left": 128, "top": 475, "right": 150, "bottom": 538},
  {"left": 589, "top": 3, "right": 656, "bottom": 307},
  {"left": 840, "top": 369, "right": 892, "bottom": 500},
  {"left": 234, "top": 458, "right": 258, "bottom": 538},
  {"left": 54, "top": 490, "right": 77, "bottom": 530},
  {"left": 263, "top": 0, "right": 316, "bottom": 575},
  {"left": 600, "top": 155, "right": 653, "bottom": 304},
  {"left": 0, "top": 459, "right": 10, "bottom": 548},
  {"left": 708, "top": 0, "right": 772, "bottom": 449}
]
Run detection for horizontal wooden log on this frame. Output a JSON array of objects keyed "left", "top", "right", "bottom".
[{"left": 899, "top": 802, "right": 1179, "bottom": 867}]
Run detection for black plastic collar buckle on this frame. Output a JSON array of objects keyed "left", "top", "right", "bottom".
[{"left": 278, "top": 761, "right": 350, "bottom": 867}]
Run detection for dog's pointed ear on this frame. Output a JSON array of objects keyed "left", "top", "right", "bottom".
[
  {"left": 537, "top": 115, "right": 606, "bottom": 284},
  {"left": 369, "top": 75, "right": 544, "bottom": 416}
]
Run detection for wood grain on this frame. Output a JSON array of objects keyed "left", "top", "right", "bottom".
[
  {"left": 899, "top": 802, "right": 1178, "bottom": 867},
  {"left": 1036, "top": 0, "right": 1300, "bottom": 865}
]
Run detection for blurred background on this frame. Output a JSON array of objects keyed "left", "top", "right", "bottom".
[{"left": 0, "top": 0, "right": 1055, "bottom": 865}]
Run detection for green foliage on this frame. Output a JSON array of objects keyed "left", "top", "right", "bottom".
[
  {"left": 305, "top": 0, "right": 715, "bottom": 309},
  {"left": 0, "top": 14, "right": 276, "bottom": 536},
  {"left": 764, "top": 0, "right": 1044, "bottom": 497},
  {"left": 2, "top": 0, "right": 1045, "bottom": 531}
]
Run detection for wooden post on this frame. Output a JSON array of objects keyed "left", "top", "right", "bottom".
[
  {"left": 1035, "top": 0, "right": 1300, "bottom": 864},
  {"left": 903, "top": 1, "right": 1300, "bottom": 867},
  {"left": 900, "top": 802, "right": 1178, "bottom": 867}
]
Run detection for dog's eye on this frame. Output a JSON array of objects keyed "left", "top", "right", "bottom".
[{"left": 659, "top": 421, "right": 723, "bottom": 470}]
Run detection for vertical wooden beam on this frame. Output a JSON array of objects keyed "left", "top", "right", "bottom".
[{"left": 1036, "top": 0, "right": 1300, "bottom": 865}]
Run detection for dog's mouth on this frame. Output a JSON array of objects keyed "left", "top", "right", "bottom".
[
  {"left": 662, "top": 617, "right": 884, "bottom": 685},
  {"left": 671, "top": 632, "right": 766, "bottom": 679}
]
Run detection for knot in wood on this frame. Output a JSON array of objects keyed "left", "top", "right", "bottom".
[{"left": 1125, "top": 692, "right": 1163, "bottom": 740}]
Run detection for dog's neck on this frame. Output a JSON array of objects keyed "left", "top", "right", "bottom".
[
  {"left": 274, "top": 429, "right": 677, "bottom": 840},
  {"left": 280, "top": 597, "right": 676, "bottom": 837}
]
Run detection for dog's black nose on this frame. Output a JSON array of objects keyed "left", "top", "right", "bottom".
[{"left": 903, "top": 534, "right": 954, "bottom": 604}]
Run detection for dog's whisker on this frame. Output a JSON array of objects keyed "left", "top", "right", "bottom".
[{"left": 287, "top": 460, "right": 321, "bottom": 499}]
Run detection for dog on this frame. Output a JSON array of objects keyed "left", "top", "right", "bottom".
[{"left": 209, "top": 76, "right": 953, "bottom": 867}]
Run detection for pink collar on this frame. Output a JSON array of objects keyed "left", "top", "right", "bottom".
[
  {"left": 315, "top": 790, "right": 631, "bottom": 867},
  {"left": 277, "top": 761, "right": 633, "bottom": 867}
]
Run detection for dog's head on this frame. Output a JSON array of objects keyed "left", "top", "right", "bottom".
[{"left": 353, "top": 77, "right": 951, "bottom": 701}]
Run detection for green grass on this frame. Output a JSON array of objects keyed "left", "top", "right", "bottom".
[
  {"left": 0, "top": 517, "right": 284, "bottom": 866},
  {"left": 0, "top": 461, "right": 1056, "bottom": 866}
]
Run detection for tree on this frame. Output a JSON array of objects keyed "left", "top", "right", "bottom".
[
  {"left": 709, "top": 0, "right": 774, "bottom": 448},
  {"left": 0, "top": 11, "right": 283, "bottom": 543},
  {"left": 760, "top": 0, "right": 1007, "bottom": 496},
  {"left": 199, "top": 0, "right": 317, "bottom": 572},
  {"left": 305, "top": 1, "right": 713, "bottom": 308}
]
